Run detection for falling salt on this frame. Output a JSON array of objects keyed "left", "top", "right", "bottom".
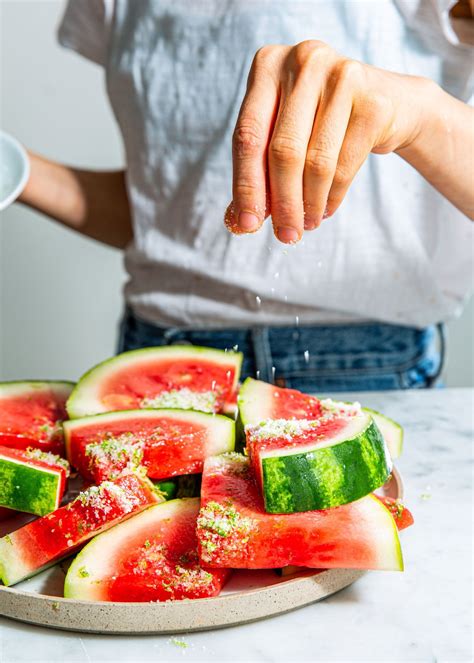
[
  {"left": 295, "top": 316, "right": 300, "bottom": 327},
  {"left": 271, "top": 366, "right": 276, "bottom": 383},
  {"left": 256, "top": 370, "right": 260, "bottom": 379},
  {"left": 274, "top": 272, "right": 280, "bottom": 279},
  {"left": 211, "top": 380, "right": 216, "bottom": 391},
  {"left": 317, "top": 261, "right": 322, "bottom": 268},
  {"left": 255, "top": 296, "right": 262, "bottom": 307},
  {"left": 271, "top": 287, "right": 275, "bottom": 294},
  {"left": 304, "top": 350, "right": 310, "bottom": 363},
  {"left": 233, "top": 344, "right": 239, "bottom": 352},
  {"left": 284, "top": 295, "right": 288, "bottom": 302}
]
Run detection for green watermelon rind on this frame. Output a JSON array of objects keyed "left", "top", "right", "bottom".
[
  {"left": 64, "top": 498, "right": 199, "bottom": 600},
  {"left": 0, "top": 451, "right": 63, "bottom": 517},
  {"left": 363, "top": 407, "right": 403, "bottom": 459},
  {"left": 0, "top": 380, "right": 75, "bottom": 399},
  {"left": 63, "top": 408, "right": 236, "bottom": 464},
  {"left": 257, "top": 413, "right": 392, "bottom": 513},
  {"left": 66, "top": 346, "right": 243, "bottom": 419}
]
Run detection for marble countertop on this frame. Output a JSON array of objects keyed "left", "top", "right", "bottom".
[{"left": 1, "top": 388, "right": 472, "bottom": 663}]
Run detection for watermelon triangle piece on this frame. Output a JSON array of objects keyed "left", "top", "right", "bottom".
[
  {"left": 0, "top": 381, "right": 74, "bottom": 456},
  {"left": 238, "top": 378, "right": 403, "bottom": 459},
  {"left": 0, "top": 473, "right": 160, "bottom": 586},
  {"left": 67, "top": 346, "right": 243, "bottom": 419},
  {"left": 63, "top": 408, "right": 235, "bottom": 482},
  {"left": 197, "top": 453, "right": 403, "bottom": 572},
  {"left": 0, "top": 445, "right": 70, "bottom": 516},
  {"left": 65, "top": 497, "right": 230, "bottom": 602}
]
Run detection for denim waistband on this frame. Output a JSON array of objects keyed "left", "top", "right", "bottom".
[{"left": 118, "top": 308, "right": 445, "bottom": 391}]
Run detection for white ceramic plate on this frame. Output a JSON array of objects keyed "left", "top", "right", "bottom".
[
  {"left": 0, "top": 470, "right": 403, "bottom": 634},
  {"left": 0, "top": 131, "right": 29, "bottom": 211}
]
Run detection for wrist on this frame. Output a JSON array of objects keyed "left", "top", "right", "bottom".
[{"left": 395, "top": 77, "right": 442, "bottom": 160}]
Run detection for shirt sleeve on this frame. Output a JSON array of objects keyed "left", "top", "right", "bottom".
[{"left": 57, "top": 0, "right": 115, "bottom": 67}]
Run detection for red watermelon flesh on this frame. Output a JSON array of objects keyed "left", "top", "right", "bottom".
[
  {"left": 197, "top": 454, "right": 403, "bottom": 571},
  {"left": 100, "top": 358, "right": 235, "bottom": 413},
  {"left": 0, "top": 473, "right": 160, "bottom": 586},
  {"left": 376, "top": 496, "right": 414, "bottom": 531},
  {"left": 65, "top": 498, "right": 230, "bottom": 602},
  {"left": 64, "top": 410, "right": 235, "bottom": 483},
  {"left": 238, "top": 378, "right": 323, "bottom": 423},
  {"left": 0, "top": 382, "right": 73, "bottom": 456}
]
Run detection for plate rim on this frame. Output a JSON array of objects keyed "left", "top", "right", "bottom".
[
  {"left": 0, "top": 130, "right": 30, "bottom": 211},
  {"left": 0, "top": 467, "right": 403, "bottom": 634}
]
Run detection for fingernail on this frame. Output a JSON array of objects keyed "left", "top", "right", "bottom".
[
  {"left": 276, "top": 226, "right": 300, "bottom": 244},
  {"left": 322, "top": 205, "right": 331, "bottom": 219},
  {"left": 238, "top": 211, "right": 260, "bottom": 231},
  {"left": 304, "top": 219, "right": 317, "bottom": 231}
]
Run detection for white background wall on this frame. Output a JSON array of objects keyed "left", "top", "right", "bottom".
[{"left": 1, "top": 0, "right": 473, "bottom": 386}]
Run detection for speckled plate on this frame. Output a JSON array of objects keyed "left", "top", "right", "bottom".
[{"left": 0, "top": 469, "right": 403, "bottom": 634}]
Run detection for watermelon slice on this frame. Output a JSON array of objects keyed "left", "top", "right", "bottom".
[
  {"left": 364, "top": 408, "right": 403, "bottom": 459},
  {"left": 0, "top": 473, "right": 160, "bottom": 586},
  {"left": 0, "top": 446, "right": 70, "bottom": 516},
  {"left": 238, "top": 378, "right": 323, "bottom": 423},
  {"left": 65, "top": 498, "right": 230, "bottom": 602},
  {"left": 63, "top": 409, "right": 235, "bottom": 482},
  {"left": 238, "top": 378, "right": 403, "bottom": 459},
  {"left": 67, "top": 346, "right": 243, "bottom": 419},
  {"left": 246, "top": 408, "right": 392, "bottom": 513},
  {"left": 0, "top": 381, "right": 74, "bottom": 456},
  {"left": 197, "top": 454, "right": 403, "bottom": 571}
]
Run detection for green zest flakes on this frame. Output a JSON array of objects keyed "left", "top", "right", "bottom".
[
  {"left": 25, "top": 447, "right": 70, "bottom": 477},
  {"left": 85, "top": 435, "right": 144, "bottom": 477},
  {"left": 76, "top": 482, "right": 141, "bottom": 515},
  {"left": 141, "top": 388, "right": 217, "bottom": 413},
  {"left": 197, "top": 500, "right": 255, "bottom": 560},
  {"left": 78, "top": 566, "right": 89, "bottom": 578},
  {"left": 170, "top": 638, "right": 189, "bottom": 649},
  {"left": 320, "top": 398, "right": 362, "bottom": 416}
]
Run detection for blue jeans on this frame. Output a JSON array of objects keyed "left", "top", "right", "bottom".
[{"left": 118, "top": 309, "right": 444, "bottom": 392}]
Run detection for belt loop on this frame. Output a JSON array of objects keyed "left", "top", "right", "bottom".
[{"left": 251, "top": 327, "right": 274, "bottom": 383}]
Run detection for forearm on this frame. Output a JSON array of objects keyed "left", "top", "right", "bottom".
[
  {"left": 18, "top": 152, "right": 133, "bottom": 248},
  {"left": 396, "top": 81, "right": 474, "bottom": 219}
]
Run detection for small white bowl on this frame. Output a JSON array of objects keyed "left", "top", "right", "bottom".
[{"left": 0, "top": 131, "right": 30, "bottom": 211}]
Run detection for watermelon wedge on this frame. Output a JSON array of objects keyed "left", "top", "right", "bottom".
[
  {"left": 0, "top": 473, "right": 160, "bottom": 586},
  {"left": 65, "top": 498, "right": 230, "bottom": 602},
  {"left": 0, "top": 381, "right": 74, "bottom": 456},
  {"left": 238, "top": 378, "right": 403, "bottom": 459},
  {"left": 0, "top": 446, "right": 70, "bottom": 516},
  {"left": 364, "top": 408, "right": 403, "bottom": 459},
  {"left": 197, "top": 454, "right": 403, "bottom": 571},
  {"left": 238, "top": 378, "right": 323, "bottom": 423},
  {"left": 246, "top": 409, "right": 392, "bottom": 513},
  {"left": 63, "top": 409, "right": 235, "bottom": 482},
  {"left": 67, "top": 346, "right": 243, "bottom": 419}
]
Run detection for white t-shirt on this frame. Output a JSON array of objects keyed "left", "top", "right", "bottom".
[{"left": 59, "top": 0, "right": 473, "bottom": 329}]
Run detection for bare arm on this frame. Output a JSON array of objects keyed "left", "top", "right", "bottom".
[
  {"left": 396, "top": 82, "right": 474, "bottom": 218},
  {"left": 18, "top": 152, "right": 133, "bottom": 249}
]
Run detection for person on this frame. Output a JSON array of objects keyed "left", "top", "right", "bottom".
[{"left": 15, "top": 0, "right": 474, "bottom": 392}]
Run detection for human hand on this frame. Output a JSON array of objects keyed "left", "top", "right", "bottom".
[{"left": 225, "top": 40, "right": 432, "bottom": 243}]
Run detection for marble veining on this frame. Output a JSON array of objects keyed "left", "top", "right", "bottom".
[{"left": 0, "top": 388, "right": 472, "bottom": 663}]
